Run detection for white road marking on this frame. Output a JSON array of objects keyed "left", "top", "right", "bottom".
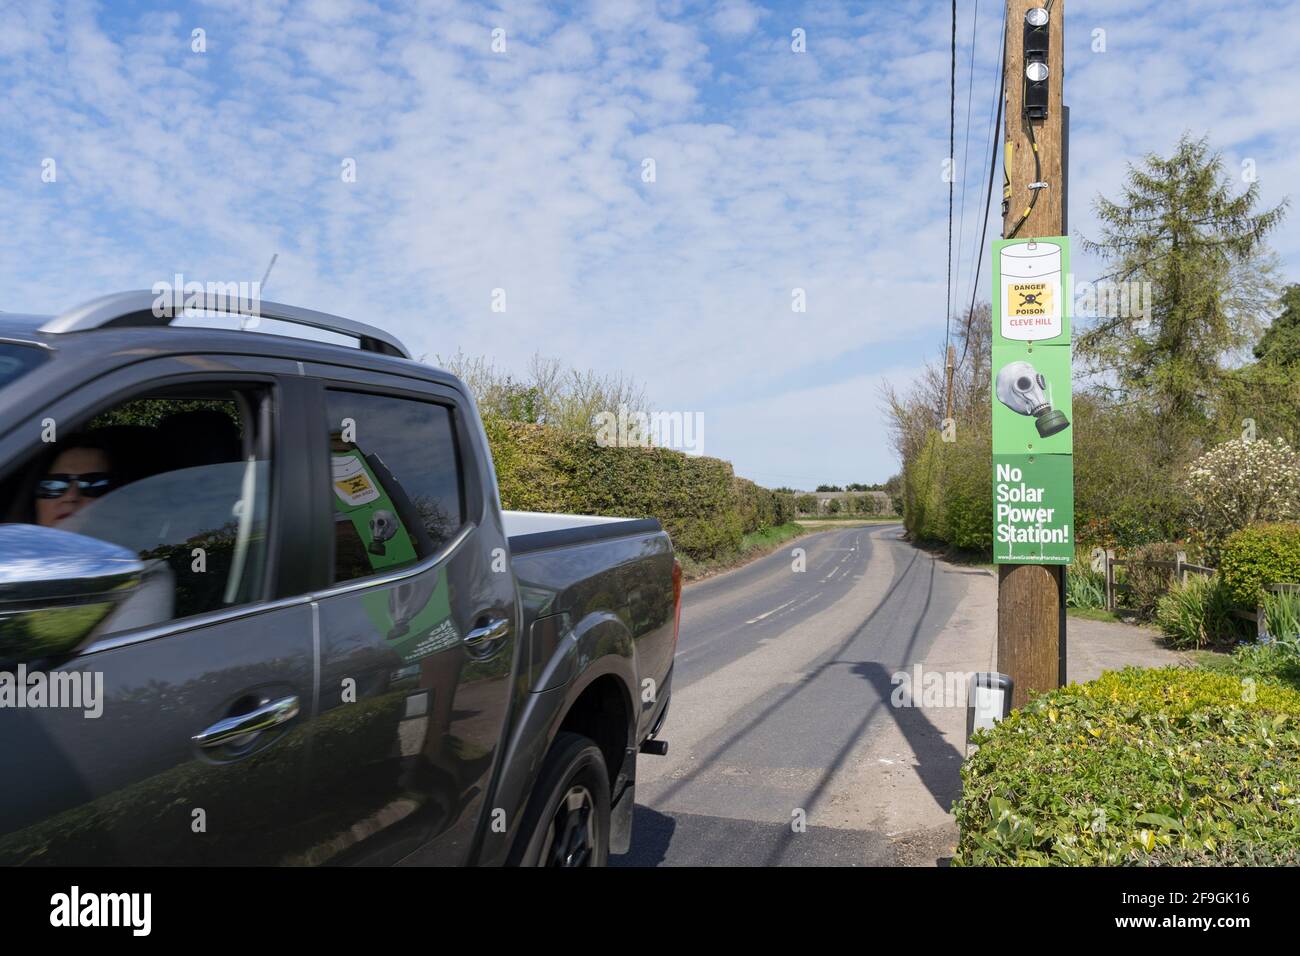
[
  {"left": 789, "top": 591, "right": 823, "bottom": 611},
  {"left": 745, "top": 599, "right": 797, "bottom": 624}
]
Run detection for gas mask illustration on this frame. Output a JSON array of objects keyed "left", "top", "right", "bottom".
[
  {"left": 368, "top": 508, "right": 399, "bottom": 556},
  {"left": 995, "top": 360, "right": 1070, "bottom": 438}
]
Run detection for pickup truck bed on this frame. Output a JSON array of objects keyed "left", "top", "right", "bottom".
[
  {"left": 481, "top": 511, "right": 677, "bottom": 861},
  {"left": 503, "top": 510, "right": 676, "bottom": 740},
  {"left": 504, "top": 510, "right": 663, "bottom": 552}
]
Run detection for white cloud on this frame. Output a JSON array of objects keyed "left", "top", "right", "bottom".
[
  {"left": 710, "top": 0, "right": 763, "bottom": 38},
  {"left": 0, "top": 0, "right": 1296, "bottom": 490}
]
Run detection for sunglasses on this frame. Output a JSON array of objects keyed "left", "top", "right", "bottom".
[{"left": 37, "top": 472, "right": 116, "bottom": 500}]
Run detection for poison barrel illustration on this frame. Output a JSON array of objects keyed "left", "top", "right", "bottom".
[{"left": 999, "top": 240, "right": 1062, "bottom": 342}]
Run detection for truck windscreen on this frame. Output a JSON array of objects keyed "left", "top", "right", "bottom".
[{"left": 0, "top": 343, "right": 46, "bottom": 390}]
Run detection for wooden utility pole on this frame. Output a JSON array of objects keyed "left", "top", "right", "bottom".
[
  {"left": 1003, "top": 0, "right": 1065, "bottom": 239},
  {"left": 998, "top": 0, "right": 1067, "bottom": 708}
]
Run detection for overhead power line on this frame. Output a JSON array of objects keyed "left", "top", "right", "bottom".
[
  {"left": 944, "top": 0, "right": 957, "bottom": 361},
  {"left": 956, "top": 4, "right": 1007, "bottom": 376},
  {"left": 952, "top": 0, "right": 980, "bottom": 335}
]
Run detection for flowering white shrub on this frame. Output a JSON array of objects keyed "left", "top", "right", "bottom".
[{"left": 1183, "top": 437, "right": 1300, "bottom": 552}]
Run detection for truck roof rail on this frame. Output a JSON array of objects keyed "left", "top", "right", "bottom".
[{"left": 39, "top": 290, "right": 411, "bottom": 359}]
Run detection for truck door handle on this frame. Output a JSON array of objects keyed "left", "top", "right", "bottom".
[
  {"left": 193, "top": 695, "right": 300, "bottom": 749},
  {"left": 464, "top": 617, "right": 510, "bottom": 648}
]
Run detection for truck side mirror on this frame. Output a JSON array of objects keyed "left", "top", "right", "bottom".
[{"left": 0, "top": 523, "right": 143, "bottom": 665}]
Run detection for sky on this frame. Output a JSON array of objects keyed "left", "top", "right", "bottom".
[{"left": 2, "top": 0, "right": 1297, "bottom": 488}]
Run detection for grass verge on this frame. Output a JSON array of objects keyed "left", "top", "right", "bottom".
[
  {"left": 794, "top": 514, "right": 901, "bottom": 524},
  {"left": 679, "top": 522, "right": 815, "bottom": 582},
  {"left": 1066, "top": 606, "right": 1123, "bottom": 624}
]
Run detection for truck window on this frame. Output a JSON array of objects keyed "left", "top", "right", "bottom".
[
  {"left": 4, "top": 391, "right": 273, "bottom": 635},
  {"left": 323, "top": 390, "right": 464, "bottom": 584}
]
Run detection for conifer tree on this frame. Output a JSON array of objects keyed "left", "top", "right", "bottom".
[{"left": 1079, "top": 134, "right": 1287, "bottom": 440}]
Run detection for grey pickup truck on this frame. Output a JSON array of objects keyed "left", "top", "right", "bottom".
[{"left": 0, "top": 290, "right": 677, "bottom": 866}]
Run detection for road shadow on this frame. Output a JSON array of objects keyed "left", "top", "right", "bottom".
[
  {"left": 849, "top": 660, "right": 965, "bottom": 811},
  {"left": 610, "top": 805, "right": 675, "bottom": 867}
]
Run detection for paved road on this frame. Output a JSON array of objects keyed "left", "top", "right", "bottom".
[{"left": 613, "top": 523, "right": 986, "bottom": 867}]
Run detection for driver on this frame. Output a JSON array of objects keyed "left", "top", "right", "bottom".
[
  {"left": 30, "top": 433, "right": 174, "bottom": 631},
  {"left": 34, "top": 436, "right": 117, "bottom": 528}
]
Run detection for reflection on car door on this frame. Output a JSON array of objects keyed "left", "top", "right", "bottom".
[
  {"left": 301, "top": 381, "right": 517, "bottom": 866},
  {"left": 0, "top": 605, "right": 318, "bottom": 864}
]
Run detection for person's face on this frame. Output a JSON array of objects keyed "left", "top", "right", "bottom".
[{"left": 35, "top": 448, "right": 111, "bottom": 528}]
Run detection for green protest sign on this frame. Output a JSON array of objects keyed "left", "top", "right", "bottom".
[
  {"left": 992, "top": 343, "right": 1073, "bottom": 455},
  {"left": 330, "top": 446, "right": 419, "bottom": 570},
  {"left": 991, "top": 235, "right": 1074, "bottom": 565},
  {"left": 992, "top": 455, "right": 1075, "bottom": 564},
  {"left": 993, "top": 237, "right": 1070, "bottom": 347}
]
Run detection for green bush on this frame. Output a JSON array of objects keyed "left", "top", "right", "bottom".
[
  {"left": 1201, "top": 634, "right": 1300, "bottom": 697},
  {"left": 1078, "top": 498, "right": 1188, "bottom": 552},
  {"left": 1154, "top": 575, "right": 1239, "bottom": 648},
  {"left": 482, "top": 415, "right": 789, "bottom": 562},
  {"left": 1065, "top": 557, "right": 1105, "bottom": 609},
  {"left": 733, "top": 477, "right": 776, "bottom": 535},
  {"left": 1199, "top": 638, "right": 1300, "bottom": 694},
  {"left": 1219, "top": 522, "right": 1300, "bottom": 608},
  {"left": 1141, "top": 841, "right": 1300, "bottom": 866},
  {"left": 902, "top": 430, "right": 945, "bottom": 542},
  {"left": 884, "top": 474, "right": 904, "bottom": 518},
  {"left": 939, "top": 427, "right": 993, "bottom": 551},
  {"left": 1073, "top": 396, "right": 1190, "bottom": 550},
  {"left": 901, "top": 424, "right": 992, "bottom": 552},
  {"left": 953, "top": 667, "right": 1300, "bottom": 866}
]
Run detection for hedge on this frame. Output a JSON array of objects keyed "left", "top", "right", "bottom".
[
  {"left": 734, "top": 476, "right": 794, "bottom": 533},
  {"left": 902, "top": 429, "right": 943, "bottom": 541},
  {"left": 482, "top": 415, "right": 792, "bottom": 561},
  {"left": 902, "top": 425, "right": 992, "bottom": 551},
  {"left": 953, "top": 667, "right": 1300, "bottom": 866},
  {"left": 1219, "top": 522, "right": 1300, "bottom": 608}
]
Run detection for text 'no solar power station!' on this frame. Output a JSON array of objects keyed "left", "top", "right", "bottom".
[{"left": 991, "top": 237, "right": 1075, "bottom": 565}]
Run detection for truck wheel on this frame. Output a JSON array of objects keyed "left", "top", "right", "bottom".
[{"left": 512, "top": 732, "right": 610, "bottom": 867}]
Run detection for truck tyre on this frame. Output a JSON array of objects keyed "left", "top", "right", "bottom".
[{"left": 511, "top": 731, "right": 611, "bottom": 867}]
